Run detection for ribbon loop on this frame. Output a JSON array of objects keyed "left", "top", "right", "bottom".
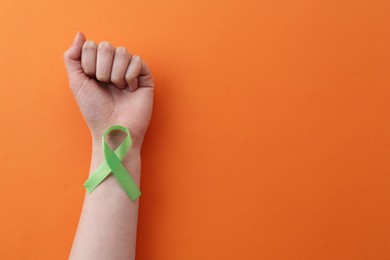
[{"left": 84, "top": 125, "right": 141, "bottom": 201}]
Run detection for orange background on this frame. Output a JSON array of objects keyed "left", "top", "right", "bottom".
[{"left": 0, "top": 0, "right": 389, "bottom": 259}]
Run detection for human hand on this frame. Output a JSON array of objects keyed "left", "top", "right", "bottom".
[{"left": 64, "top": 32, "right": 154, "bottom": 149}]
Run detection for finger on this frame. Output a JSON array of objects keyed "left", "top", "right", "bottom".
[
  {"left": 125, "top": 55, "right": 142, "bottom": 91},
  {"left": 64, "top": 32, "right": 86, "bottom": 74},
  {"left": 138, "top": 59, "right": 154, "bottom": 88},
  {"left": 81, "top": 40, "right": 97, "bottom": 77},
  {"left": 140, "top": 59, "right": 152, "bottom": 76},
  {"left": 110, "top": 47, "right": 131, "bottom": 89},
  {"left": 96, "top": 41, "right": 115, "bottom": 83}
]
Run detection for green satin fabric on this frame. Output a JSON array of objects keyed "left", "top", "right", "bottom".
[{"left": 84, "top": 125, "right": 141, "bottom": 201}]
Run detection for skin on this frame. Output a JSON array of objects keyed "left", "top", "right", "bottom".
[{"left": 64, "top": 32, "right": 154, "bottom": 260}]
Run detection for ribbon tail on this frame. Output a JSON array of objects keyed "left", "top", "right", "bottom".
[
  {"left": 84, "top": 161, "right": 112, "bottom": 193},
  {"left": 104, "top": 141, "right": 141, "bottom": 201}
]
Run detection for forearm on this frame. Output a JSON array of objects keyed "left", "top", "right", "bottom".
[{"left": 69, "top": 134, "right": 142, "bottom": 260}]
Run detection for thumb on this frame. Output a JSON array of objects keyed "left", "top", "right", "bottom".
[{"left": 64, "top": 32, "right": 86, "bottom": 74}]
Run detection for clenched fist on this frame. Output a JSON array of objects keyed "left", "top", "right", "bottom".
[{"left": 64, "top": 32, "right": 154, "bottom": 149}]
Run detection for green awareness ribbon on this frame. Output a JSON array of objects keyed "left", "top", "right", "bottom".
[{"left": 84, "top": 125, "right": 141, "bottom": 201}]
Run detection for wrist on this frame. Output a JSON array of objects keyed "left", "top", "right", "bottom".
[
  {"left": 91, "top": 138, "right": 141, "bottom": 164},
  {"left": 88, "top": 135, "right": 142, "bottom": 201},
  {"left": 90, "top": 133, "right": 142, "bottom": 178},
  {"left": 91, "top": 129, "right": 144, "bottom": 151}
]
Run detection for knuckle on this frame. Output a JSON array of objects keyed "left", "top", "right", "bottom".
[
  {"left": 98, "top": 41, "right": 114, "bottom": 51},
  {"left": 83, "top": 40, "right": 97, "bottom": 50},
  {"left": 116, "top": 46, "right": 128, "bottom": 54},
  {"left": 132, "top": 55, "right": 141, "bottom": 62},
  {"left": 115, "top": 47, "right": 130, "bottom": 59}
]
